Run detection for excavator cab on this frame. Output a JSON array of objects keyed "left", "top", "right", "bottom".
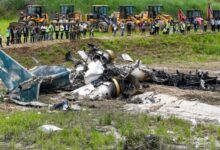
[
  {"left": 17, "top": 5, "right": 48, "bottom": 26},
  {"left": 86, "top": 5, "right": 110, "bottom": 32},
  {"left": 92, "top": 5, "right": 108, "bottom": 17},
  {"left": 60, "top": 4, "right": 74, "bottom": 18},
  {"left": 147, "top": 5, "right": 163, "bottom": 19},
  {"left": 213, "top": 10, "right": 220, "bottom": 19},
  {"left": 27, "top": 5, "right": 44, "bottom": 18},
  {"left": 119, "top": 5, "right": 135, "bottom": 19},
  {"left": 186, "top": 10, "right": 202, "bottom": 23},
  {"left": 87, "top": 5, "right": 109, "bottom": 20}
]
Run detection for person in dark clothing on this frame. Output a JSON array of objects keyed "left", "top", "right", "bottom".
[
  {"left": 17, "top": 27, "right": 22, "bottom": 43},
  {"left": 211, "top": 19, "right": 215, "bottom": 32},
  {"left": 23, "top": 25, "right": 29, "bottom": 43},
  {"left": 89, "top": 25, "right": 94, "bottom": 37},
  {"left": 203, "top": 20, "right": 208, "bottom": 32},
  {"left": 6, "top": 28, "right": 10, "bottom": 46},
  {"left": 10, "top": 28, "right": 14, "bottom": 44},
  {"left": 64, "top": 24, "right": 69, "bottom": 39},
  {"left": 55, "top": 24, "right": 60, "bottom": 39},
  {"left": 0, "top": 34, "right": 2, "bottom": 48},
  {"left": 30, "top": 26, "right": 36, "bottom": 43},
  {"left": 193, "top": 18, "right": 198, "bottom": 32},
  {"left": 127, "top": 22, "right": 132, "bottom": 36}
]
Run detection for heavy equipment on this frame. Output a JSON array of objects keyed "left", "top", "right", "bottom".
[
  {"left": 52, "top": 4, "right": 82, "bottom": 24},
  {"left": 186, "top": 9, "right": 202, "bottom": 23},
  {"left": 86, "top": 5, "right": 113, "bottom": 32},
  {"left": 9, "top": 5, "right": 48, "bottom": 29},
  {"left": 117, "top": 5, "right": 140, "bottom": 26},
  {"left": 140, "top": 5, "right": 173, "bottom": 24},
  {"left": 19, "top": 5, "right": 48, "bottom": 26}
]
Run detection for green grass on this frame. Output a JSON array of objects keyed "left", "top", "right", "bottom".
[
  {"left": 0, "top": 110, "right": 219, "bottom": 149},
  {"left": 100, "top": 33, "right": 220, "bottom": 65},
  {"left": 3, "top": 32, "right": 220, "bottom": 69},
  {"left": 0, "top": 19, "right": 16, "bottom": 37}
]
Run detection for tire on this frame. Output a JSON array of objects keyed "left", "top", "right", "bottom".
[
  {"left": 28, "top": 21, "right": 36, "bottom": 27},
  {"left": 98, "top": 21, "right": 108, "bottom": 32}
]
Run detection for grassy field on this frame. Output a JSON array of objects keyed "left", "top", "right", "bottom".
[
  {"left": 1, "top": 0, "right": 220, "bottom": 19},
  {"left": 5, "top": 32, "right": 220, "bottom": 69},
  {"left": 0, "top": 19, "right": 16, "bottom": 37},
  {"left": 0, "top": 109, "right": 219, "bottom": 149}
]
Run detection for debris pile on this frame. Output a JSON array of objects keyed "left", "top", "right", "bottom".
[{"left": 1, "top": 44, "right": 220, "bottom": 103}]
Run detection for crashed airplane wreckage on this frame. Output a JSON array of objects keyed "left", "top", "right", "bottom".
[{"left": 1, "top": 44, "right": 220, "bottom": 103}]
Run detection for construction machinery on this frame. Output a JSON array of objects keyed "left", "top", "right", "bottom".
[
  {"left": 86, "top": 5, "right": 113, "bottom": 32},
  {"left": 19, "top": 5, "right": 48, "bottom": 26},
  {"left": 140, "top": 5, "right": 173, "bottom": 24},
  {"left": 186, "top": 9, "right": 202, "bottom": 23},
  {"left": 52, "top": 4, "right": 82, "bottom": 24},
  {"left": 117, "top": 5, "right": 140, "bottom": 26}
]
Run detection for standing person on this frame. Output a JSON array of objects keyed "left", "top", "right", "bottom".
[
  {"left": 193, "top": 18, "right": 198, "bottom": 32},
  {"left": 155, "top": 20, "right": 160, "bottom": 35},
  {"left": 89, "top": 24, "right": 94, "bottom": 38},
  {"left": 217, "top": 18, "right": 220, "bottom": 32},
  {"left": 23, "top": 25, "right": 29, "bottom": 43},
  {"left": 186, "top": 21, "right": 191, "bottom": 33},
  {"left": 180, "top": 22, "right": 185, "bottom": 34},
  {"left": 121, "top": 22, "right": 125, "bottom": 36},
  {"left": 166, "top": 21, "right": 170, "bottom": 34},
  {"left": 17, "top": 27, "right": 22, "bottom": 43},
  {"left": 203, "top": 20, "right": 208, "bottom": 32},
  {"left": 60, "top": 24, "right": 64, "bottom": 40},
  {"left": 30, "top": 26, "right": 36, "bottom": 43},
  {"left": 113, "top": 24, "right": 117, "bottom": 37},
  {"left": 34, "top": 25, "right": 40, "bottom": 41},
  {"left": 64, "top": 23, "right": 69, "bottom": 39},
  {"left": 69, "top": 24, "right": 74, "bottom": 40},
  {"left": 10, "top": 27, "right": 14, "bottom": 44},
  {"left": 45, "top": 24, "right": 49, "bottom": 40},
  {"left": 73, "top": 24, "right": 78, "bottom": 40},
  {"left": 211, "top": 18, "right": 215, "bottom": 32},
  {"left": 55, "top": 23, "right": 60, "bottom": 39},
  {"left": 6, "top": 28, "right": 10, "bottom": 46},
  {"left": 141, "top": 22, "right": 146, "bottom": 35},
  {"left": 48, "top": 23, "right": 54, "bottom": 40},
  {"left": 127, "top": 22, "right": 132, "bottom": 36},
  {"left": 215, "top": 18, "right": 218, "bottom": 32},
  {"left": 0, "top": 34, "right": 2, "bottom": 48},
  {"left": 76, "top": 23, "right": 80, "bottom": 40},
  {"left": 79, "top": 23, "right": 84, "bottom": 38},
  {"left": 83, "top": 23, "right": 87, "bottom": 38},
  {"left": 169, "top": 20, "right": 174, "bottom": 34},
  {"left": 40, "top": 24, "right": 47, "bottom": 40}
]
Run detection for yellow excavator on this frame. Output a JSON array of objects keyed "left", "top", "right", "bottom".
[
  {"left": 140, "top": 5, "right": 173, "bottom": 24},
  {"left": 20, "top": 5, "right": 48, "bottom": 26},
  {"left": 10, "top": 5, "right": 49, "bottom": 29},
  {"left": 52, "top": 4, "right": 82, "bottom": 24},
  {"left": 85, "top": 5, "right": 114, "bottom": 32},
  {"left": 111, "top": 5, "right": 141, "bottom": 29}
]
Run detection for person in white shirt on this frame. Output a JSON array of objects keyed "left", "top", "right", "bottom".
[
  {"left": 217, "top": 18, "right": 220, "bottom": 32},
  {"left": 121, "top": 22, "right": 125, "bottom": 36},
  {"left": 113, "top": 24, "right": 117, "bottom": 37}
]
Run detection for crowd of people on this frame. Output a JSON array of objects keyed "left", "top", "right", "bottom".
[
  {"left": 0, "top": 18, "right": 219, "bottom": 48},
  {"left": 0, "top": 22, "right": 95, "bottom": 48}
]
